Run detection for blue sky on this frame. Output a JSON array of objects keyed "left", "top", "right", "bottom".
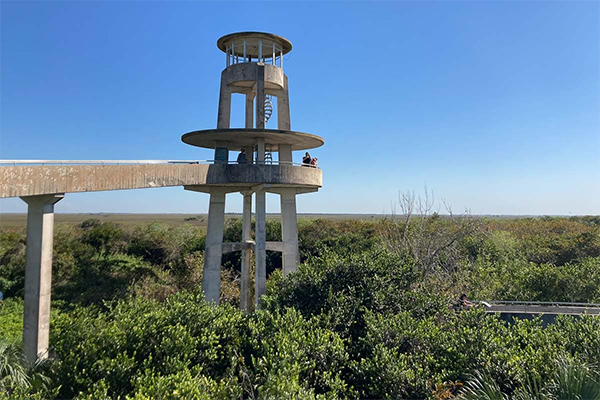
[{"left": 1, "top": 1, "right": 598, "bottom": 215}]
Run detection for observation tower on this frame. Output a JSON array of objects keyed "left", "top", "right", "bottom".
[
  {"left": 0, "top": 31, "right": 323, "bottom": 360},
  {"left": 182, "top": 32, "right": 324, "bottom": 308}
]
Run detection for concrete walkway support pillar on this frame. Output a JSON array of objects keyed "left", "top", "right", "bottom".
[
  {"left": 203, "top": 189, "right": 226, "bottom": 304},
  {"left": 240, "top": 192, "right": 253, "bottom": 310},
  {"left": 254, "top": 189, "right": 266, "bottom": 305},
  {"left": 280, "top": 189, "right": 299, "bottom": 275},
  {"left": 20, "top": 194, "right": 63, "bottom": 362}
]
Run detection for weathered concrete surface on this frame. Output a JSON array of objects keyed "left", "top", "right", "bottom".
[
  {"left": 21, "top": 194, "right": 63, "bottom": 362},
  {"left": 280, "top": 189, "right": 299, "bottom": 276},
  {"left": 0, "top": 164, "right": 322, "bottom": 198},
  {"left": 182, "top": 129, "right": 324, "bottom": 152},
  {"left": 241, "top": 193, "right": 252, "bottom": 311},
  {"left": 222, "top": 63, "right": 285, "bottom": 91},
  {"left": 203, "top": 190, "right": 226, "bottom": 304},
  {"left": 255, "top": 190, "right": 266, "bottom": 306}
]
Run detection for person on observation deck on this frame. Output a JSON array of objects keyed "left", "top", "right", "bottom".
[
  {"left": 310, "top": 157, "right": 318, "bottom": 168},
  {"left": 302, "top": 152, "right": 311, "bottom": 167},
  {"left": 237, "top": 148, "right": 247, "bottom": 164},
  {"left": 453, "top": 294, "right": 475, "bottom": 312}
]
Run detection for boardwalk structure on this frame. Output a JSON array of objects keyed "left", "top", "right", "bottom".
[
  {"left": 0, "top": 31, "right": 324, "bottom": 362},
  {"left": 481, "top": 301, "right": 600, "bottom": 325}
]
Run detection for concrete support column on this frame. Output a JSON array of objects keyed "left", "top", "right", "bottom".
[
  {"left": 203, "top": 190, "right": 226, "bottom": 304},
  {"left": 240, "top": 192, "right": 252, "bottom": 310},
  {"left": 20, "top": 194, "right": 63, "bottom": 362},
  {"left": 217, "top": 76, "right": 232, "bottom": 129},
  {"left": 256, "top": 137, "right": 265, "bottom": 164},
  {"left": 255, "top": 65, "right": 265, "bottom": 129},
  {"left": 244, "top": 92, "right": 255, "bottom": 164},
  {"left": 245, "top": 92, "right": 254, "bottom": 129},
  {"left": 254, "top": 190, "right": 266, "bottom": 306},
  {"left": 244, "top": 146, "right": 254, "bottom": 164},
  {"left": 280, "top": 189, "right": 299, "bottom": 275},
  {"left": 277, "top": 76, "right": 291, "bottom": 130}
]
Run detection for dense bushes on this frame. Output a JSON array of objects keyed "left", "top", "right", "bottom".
[
  {"left": 49, "top": 292, "right": 246, "bottom": 398},
  {"left": 0, "top": 341, "right": 56, "bottom": 400},
  {"left": 2, "top": 216, "right": 599, "bottom": 306},
  {"left": 298, "top": 219, "right": 379, "bottom": 261},
  {"left": 1, "top": 216, "right": 600, "bottom": 398},
  {"left": 22, "top": 249, "right": 600, "bottom": 399},
  {"left": 0, "top": 231, "right": 26, "bottom": 298},
  {"left": 468, "top": 257, "right": 600, "bottom": 303},
  {"left": 265, "top": 249, "right": 600, "bottom": 398},
  {"left": 45, "top": 291, "right": 353, "bottom": 399}
]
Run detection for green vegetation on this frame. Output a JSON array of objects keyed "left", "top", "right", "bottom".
[{"left": 0, "top": 215, "right": 599, "bottom": 399}]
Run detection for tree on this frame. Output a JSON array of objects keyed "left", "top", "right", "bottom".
[{"left": 378, "top": 186, "right": 481, "bottom": 276}]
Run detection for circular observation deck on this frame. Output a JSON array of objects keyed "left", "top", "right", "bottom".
[
  {"left": 217, "top": 32, "right": 291, "bottom": 68},
  {"left": 182, "top": 129, "right": 324, "bottom": 151}
]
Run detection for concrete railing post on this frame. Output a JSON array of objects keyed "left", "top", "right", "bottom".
[{"left": 20, "top": 194, "right": 63, "bottom": 362}]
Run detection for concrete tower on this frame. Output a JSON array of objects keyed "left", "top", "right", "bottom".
[{"left": 181, "top": 32, "right": 324, "bottom": 308}]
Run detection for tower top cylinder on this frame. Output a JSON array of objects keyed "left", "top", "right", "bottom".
[{"left": 217, "top": 32, "right": 292, "bottom": 67}]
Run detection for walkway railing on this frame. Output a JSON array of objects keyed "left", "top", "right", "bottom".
[
  {"left": 477, "top": 300, "right": 600, "bottom": 308},
  {"left": 0, "top": 160, "right": 203, "bottom": 165},
  {"left": 0, "top": 160, "right": 319, "bottom": 168}
]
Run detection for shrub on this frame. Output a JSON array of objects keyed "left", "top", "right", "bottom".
[
  {"left": 127, "top": 223, "right": 205, "bottom": 269},
  {"left": 247, "top": 308, "right": 352, "bottom": 399},
  {"left": 50, "top": 291, "right": 247, "bottom": 399},
  {"left": 298, "top": 219, "right": 379, "bottom": 261},
  {"left": 80, "top": 220, "right": 126, "bottom": 257},
  {"left": 457, "top": 355, "right": 600, "bottom": 400},
  {"left": 0, "top": 231, "right": 26, "bottom": 298},
  {"left": 0, "top": 298, "right": 24, "bottom": 344},
  {"left": 468, "top": 256, "right": 600, "bottom": 303},
  {"left": 0, "top": 341, "right": 55, "bottom": 400}
]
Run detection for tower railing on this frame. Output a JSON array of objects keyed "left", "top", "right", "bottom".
[{"left": 225, "top": 39, "right": 285, "bottom": 68}]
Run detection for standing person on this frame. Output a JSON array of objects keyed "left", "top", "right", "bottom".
[
  {"left": 237, "top": 148, "right": 247, "bottom": 164},
  {"left": 310, "top": 157, "right": 318, "bottom": 168},
  {"left": 302, "top": 152, "right": 311, "bottom": 166}
]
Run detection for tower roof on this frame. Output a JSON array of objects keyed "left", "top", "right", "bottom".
[{"left": 217, "top": 32, "right": 292, "bottom": 57}]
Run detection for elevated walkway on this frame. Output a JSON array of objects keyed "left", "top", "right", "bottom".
[
  {"left": 479, "top": 300, "right": 600, "bottom": 325},
  {"left": 0, "top": 160, "right": 321, "bottom": 198}
]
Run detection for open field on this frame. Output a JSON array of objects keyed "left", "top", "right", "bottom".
[
  {"left": 0, "top": 212, "right": 582, "bottom": 230},
  {"left": 0, "top": 212, "right": 384, "bottom": 229}
]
